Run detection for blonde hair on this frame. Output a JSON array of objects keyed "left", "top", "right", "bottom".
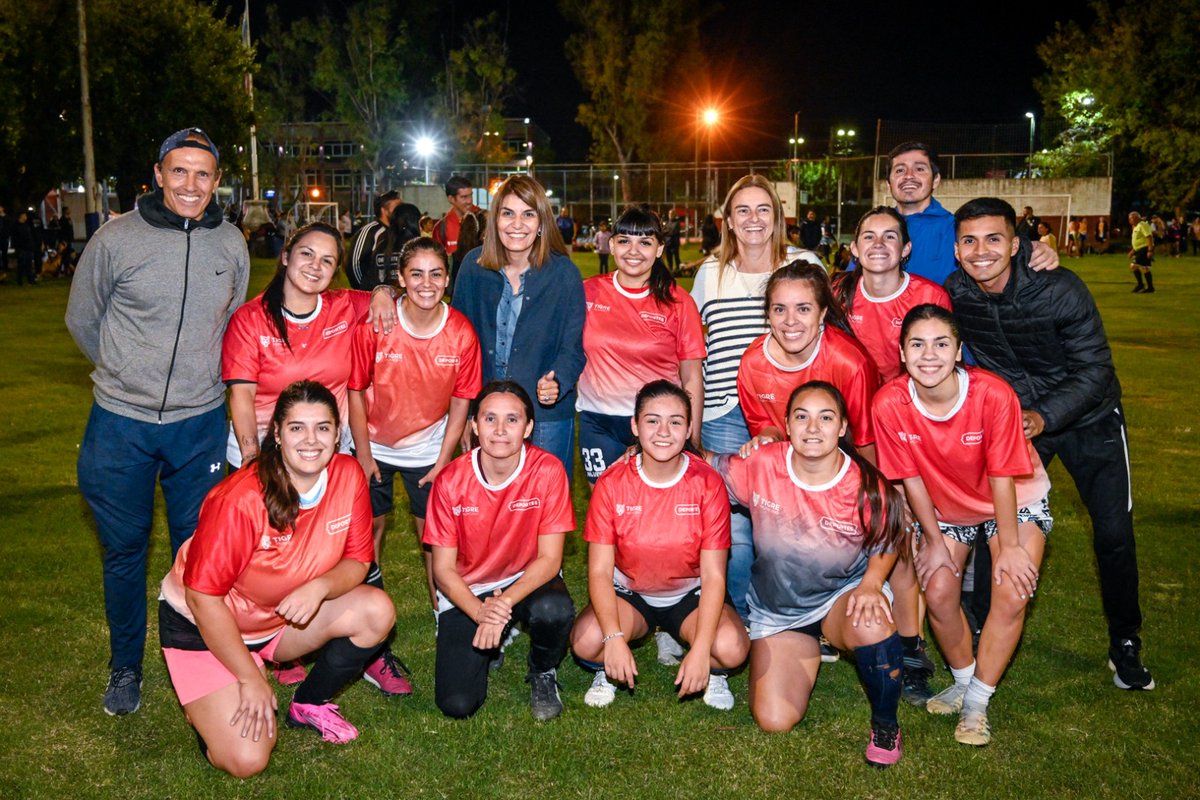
[
  {"left": 716, "top": 174, "right": 789, "bottom": 282},
  {"left": 478, "top": 175, "right": 567, "bottom": 270}
]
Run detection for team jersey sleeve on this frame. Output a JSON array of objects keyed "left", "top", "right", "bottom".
[
  {"left": 221, "top": 303, "right": 264, "bottom": 383},
  {"left": 841, "top": 354, "right": 879, "bottom": 447},
  {"left": 736, "top": 356, "right": 774, "bottom": 437},
  {"left": 710, "top": 453, "right": 752, "bottom": 508},
  {"left": 581, "top": 474, "right": 616, "bottom": 545},
  {"left": 422, "top": 468, "right": 461, "bottom": 548},
  {"left": 674, "top": 291, "right": 707, "bottom": 361},
  {"left": 347, "top": 322, "right": 376, "bottom": 392},
  {"left": 537, "top": 457, "right": 577, "bottom": 535},
  {"left": 699, "top": 468, "right": 732, "bottom": 550},
  {"left": 454, "top": 324, "right": 484, "bottom": 399},
  {"left": 182, "top": 488, "right": 258, "bottom": 597},
  {"left": 871, "top": 390, "right": 919, "bottom": 481},
  {"left": 342, "top": 463, "right": 376, "bottom": 563},
  {"left": 346, "top": 289, "right": 373, "bottom": 321},
  {"left": 984, "top": 380, "right": 1034, "bottom": 477}
]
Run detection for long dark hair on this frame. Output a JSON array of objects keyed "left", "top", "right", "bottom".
[
  {"left": 260, "top": 222, "right": 344, "bottom": 350},
  {"left": 833, "top": 206, "right": 911, "bottom": 315},
  {"left": 613, "top": 205, "right": 677, "bottom": 306},
  {"left": 385, "top": 202, "right": 422, "bottom": 258},
  {"left": 256, "top": 380, "right": 340, "bottom": 532},
  {"left": 899, "top": 303, "right": 961, "bottom": 353},
  {"left": 399, "top": 236, "right": 450, "bottom": 276},
  {"left": 763, "top": 260, "right": 851, "bottom": 334},
  {"left": 786, "top": 381, "right": 907, "bottom": 557}
]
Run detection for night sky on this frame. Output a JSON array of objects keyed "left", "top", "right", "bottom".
[{"left": 227, "top": 0, "right": 1097, "bottom": 161}]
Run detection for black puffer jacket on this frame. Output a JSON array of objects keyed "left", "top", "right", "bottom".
[{"left": 944, "top": 247, "right": 1120, "bottom": 434}]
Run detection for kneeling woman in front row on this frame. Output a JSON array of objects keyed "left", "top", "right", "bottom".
[
  {"left": 571, "top": 380, "right": 749, "bottom": 710},
  {"left": 423, "top": 381, "right": 577, "bottom": 721},
  {"left": 159, "top": 381, "right": 393, "bottom": 777},
  {"left": 709, "top": 381, "right": 909, "bottom": 768}
]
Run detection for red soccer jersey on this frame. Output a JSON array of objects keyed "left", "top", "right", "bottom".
[
  {"left": 160, "top": 454, "right": 375, "bottom": 642},
  {"left": 423, "top": 445, "right": 575, "bottom": 590},
  {"left": 584, "top": 452, "right": 730, "bottom": 598},
  {"left": 222, "top": 289, "right": 371, "bottom": 439},
  {"left": 872, "top": 367, "right": 1051, "bottom": 526},
  {"left": 577, "top": 274, "right": 706, "bottom": 416},
  {"left": 844, "top": 273, "right": 952, "bottom": 382},
  {"left": 348, "top": 301, "right": 482, "bottom": 456},
  {"left": 736, "top": 326, "right": 879, "bottom": 446}
]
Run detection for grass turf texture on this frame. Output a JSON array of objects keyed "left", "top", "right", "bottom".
[{"left": 0, "top": 248, "right": 1196, "bottom": 799}]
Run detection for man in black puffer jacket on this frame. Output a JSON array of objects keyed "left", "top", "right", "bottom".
[{"left": 944, "top": 197, "right": 1153, "bottom": 692}]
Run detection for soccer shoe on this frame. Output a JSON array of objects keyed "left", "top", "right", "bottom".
[
  {"left": 527, "top": 668, "right": 563, "bottom": 721},
  {"left": 926, "top": 682, "right": 966, "bottom": 715},
  {"left": 271, "top": 659, "right": 307, "bottom": 686},
  {"left": 102, "top": 665, "right": 143, "bottom": 716},
  {"left": 286, "top": 702, "right": 359, "bottom": 744},
  {"left": 584, "top": 670, "right": 617, "bottom": 708},
  {"left": 490, "top": 625, "right": 521, "bottom": 672},
  {"left": 1108, "top": 639, "right": 1156, "bottom": 690},
  {"left": 362, "top": 649, "right": 414, "bottom": 696},
  {"left": 901, "top": 639, "right": 936, "bottom": 706},
  {"left": 865, "top": 721, "right": 902, "bottom": 768},
  {"left": 703, "top": 674, "right": 735, "bottom": 711},
  {"left": 954, "top": 706, "right": 992, "bottom": 746},
  {"left": 819, "top": 636, "right": 840, "bottom": 663},
  {"left": 655, "top": 631, "right": 684, "bottom": 666}
]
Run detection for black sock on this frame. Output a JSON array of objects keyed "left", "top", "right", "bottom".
[
  {"left": 293, "top": 637, "right": 379, "bottom": 706},
  {"left": 1134, "top": 271, "right": 1145, "bottom": 288},
  {"left": 365, "top": 561, "right": 385, "bottom": 591},
  {"left": 899, "top": 635, "right": 919, "bottom": 655},
  {"left": 1145, "top": 271, "right": 1155, "bottom": 289},
  {"left": 854, "top": 633, "right": 903, "bottom": 727}
]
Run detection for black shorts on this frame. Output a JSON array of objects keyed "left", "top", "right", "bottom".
[
  {"left": 1133, "top": 247, "right": 1152, "bottom": 267},
  {"left": 367, "top": 458, "right": 433, "bottom": 519},
  {"left": 787, "top": 617, "right": 826, "bottom": 640},
  {"left": 578, "top": 410, "right": 635, "bottom": 482},
  {"left": 615, "top": 585, "right": 704, "bottom": 641}
]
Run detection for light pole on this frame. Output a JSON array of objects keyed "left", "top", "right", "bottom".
[
  {"left": 415, "top": 136, "right": 435, "bottom": 183},
  {"left": 1025, "top": 111, "right": 1036, "bottom": 178},
  {"left": 703, "top": 107, "right": 718, "bottom": 210}
]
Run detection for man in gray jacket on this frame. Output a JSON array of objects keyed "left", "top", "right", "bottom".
[{"left": 66, "top": 128, "right": 250, "bottom": 716}]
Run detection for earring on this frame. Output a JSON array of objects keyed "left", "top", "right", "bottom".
[{"left": 537, "top": 226, "right": 543, "bottom": 236}]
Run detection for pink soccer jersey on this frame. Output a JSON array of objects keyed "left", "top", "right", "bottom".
[
  {"left": 844, "top": 273, "right": 952, "bottom": 382},
  {"left": 161, "top": 454, "right": 374, "bottom": 643},
  {"left": 423, "top": 445, "right": 575, "bottom": 589},
  {"left": 348, "top": 302, "right": 482, "bottom": 450},
  {"left": 577, "top": 274, "right": 706, "bottom": 416},
  {"left": 736, "top": 326, "right": 879, "bottom": 447},
  {"left": 872, "top": 367, "right": 1051, "bottom": 526},
  {"left": 584, "top": 452, "right": 730, "bottom": 598},
  {"left": 222, "top": 289, "right": 371, "bottom": 438}
]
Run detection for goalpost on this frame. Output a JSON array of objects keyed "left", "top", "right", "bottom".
[{"left": 933, "top": 193, "right": 1073, "bottom": 242}]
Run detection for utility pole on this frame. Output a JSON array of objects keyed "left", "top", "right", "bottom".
[
  {"left": 243, "top": 0, "right": 260, "bottom": 199},
  {"left": 77, "top": 0, "right": 100, "bottom": 237}
]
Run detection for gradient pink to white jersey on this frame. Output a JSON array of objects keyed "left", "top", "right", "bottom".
[
  {"left": 222, "top": 289, "right": 371, "bottom": 437},
  {"left": 872, "top": 367, "right": 1051, "bottom": 526},
  {"left": 845, "top": 273, "right": 952, "bottom": 382},
  {"left": 736, "top": 326, "right": 879, "bottom": 446},
  {"left": 584, "top": 453, "right": 730, "bottom": 597},
  {"left": 423, "top": 445, "right": 575, "bottom": 589},
  {"left": 161, "top": 454, "right": 374, "bottom": 642},
  {"left": 577, "top": 274, "right": 705, "bottom": 416},
  {"left": 348, "top": 303, "right": 481, "bottom": 449}
]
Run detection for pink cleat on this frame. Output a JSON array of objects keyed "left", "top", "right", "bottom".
[
  {"left": 865, "top": 721, "right": 902, "bottom": 768},
  {"left": 363, "top": 650, "right": 414, "bottom": 696},
  {"left": 286, "top": 702, "right": 359, "bottom": 744},
  {"left": 271, "top": 660, "right": 307, "bottom": 686}
]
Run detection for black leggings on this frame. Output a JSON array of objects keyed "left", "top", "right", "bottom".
[{"left": 434, "top": 575, "right": 574, "bottom": 719}]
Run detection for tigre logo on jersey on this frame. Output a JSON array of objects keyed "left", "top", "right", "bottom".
[
  {"left": 616, "top": 504, "right": 643, "bottom": 516},
  {"left": 376, "top": 352, "right": 403, "bottom": 363},
  {"left": 820, "top": 516, "right": 860, "bottom": 536},
  {"left": 960, "top": 431, "right": 984, "bottom": 446},
  {"left": 639, "top": 311, "right": 667, "bottom": 325},
  {"left": 323, "top": 321, "right": 349, "bottom": 339},
  {"left": 508, "top": 497, "right": 541, "bottom": 512},
  {"left": 435, "top": 354, "right": 460, "bottom": 366},
  {"left": 848, "top": 313, "right": 863, "bottom": 324},
  {"left": 452, "top": 505, "right": 480, "bottom": 516},
  {"left": 260, "top": 534, "right": 271, "bottom": 550},
  {"left": 752, "top": 492, "right": 781, "bottom": 513},
  {"left": 675, "top": 503, "right": 700, "bottom": 516},
  {"left": 326, "top": 514, "right": 352, "bottom": 535},
  {"left": 897, "top": 431, "right": 923, "bottom": 444},
  {"left": 758, "top": 393, "right": 776, "bottom": 402},
  {"left": 259, "top": 335, "right": 285, "bottom": 347},
  {"left": 588, "top": 302, "right": 610, "bottom": 312}
]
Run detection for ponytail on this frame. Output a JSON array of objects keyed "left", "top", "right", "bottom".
[{"left": 614, "top": 205, "right": 677, "bottom": 306}]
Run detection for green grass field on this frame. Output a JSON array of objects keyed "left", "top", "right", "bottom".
[{"left": 1, "top": 248, "right": 1197, "bottom": 799}]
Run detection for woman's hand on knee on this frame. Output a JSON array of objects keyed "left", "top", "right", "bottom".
[
  {"left": 915, "top": 539, "right": 959, "bottom": 590},
  {"left": 845, "top": 583, "right": 893, "bottom": 630},
  {"left": 230, "top": 675, "right": 277, "bottom": 742}
]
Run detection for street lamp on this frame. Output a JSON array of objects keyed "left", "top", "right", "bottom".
[
  {"left": 414, "top": 135, "right": 435, "bottom": 183},
  {"left": 702, "top": 108, "right": 719, "bottom": 210},
  {"left": 1025, "top": 112, "right": 1036, "bottom": 178}
]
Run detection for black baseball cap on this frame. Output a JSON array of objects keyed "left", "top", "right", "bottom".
[{"left": 158, "top": 127, "right": 220, "bottom": 164}]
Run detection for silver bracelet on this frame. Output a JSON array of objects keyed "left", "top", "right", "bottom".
[{"left": 601, "top": 631, "right": 625, "bottom": 644}]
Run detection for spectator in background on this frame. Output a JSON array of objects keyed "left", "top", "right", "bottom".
[
  {"left": 1016, "top": 205, "right": 1040, "bottom": 240},
  {"left": 799, "top": 209, "right": 822, "bottom": 252},
  {"left": 557, "top": 206, "right": 576, "bottom": 246},
  {"left": 1166, "top": 216, "right": 1183, "bottom": 258},
  {"left": 1096, "top": 217, "right": 1108, "bottom": 252},
  {"left": 594, "top": 220, "right": 611, "bottom": 274},
  {"left": 786, "top": 223, "right": 801, "bottom": 247},
  {"left": 339, "top": 209, "right": 352, "bottom": 238},
  {"left": 1190, "top": 215, "right": 1200, "bottom": 257},
  {"left": 348, "top": 190, "right": 401, "bottom": 290},
  {"left": 60, "top": 207, "right": 76, "bottom": 272},
  {"left": 819, "top": 214, "right": 836, "bottom": 263},
  {"left": 664, "top": 215, "right": 683, "bottom": 273},
  {"left": 1078, "top": 216, "right": 1089, "bottom": 255},
  {"left": 1038, "top": 221, "right": 1058, "bottom": 254},
  {"left": 366, "top": 202, "right": 422, "bottom": 291},
  {"left": 1128, "top": 211, "right": 1154, "bottom": 293},
  {"left": 12, "top": 210, "right": 37, "bottom": 285},
  {"left": 432, "top": 175, "right": 476, "bottom": 256}
]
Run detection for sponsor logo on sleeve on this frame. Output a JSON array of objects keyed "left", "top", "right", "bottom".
[
  {"left": 508, "top": 497, "right": 541, "bottom": 512},
  {"left": 323, "top": 321, "right": 349, "bottom": 339},
  {"left": 820, "top": 516, "right": 860, "bottom": 535},
  {"left": 891, "top": 317, "right": 904, "bottom": 327},
  {"left": 961, "top": 431, "right": 984, "bottom": 446},
  {"left": 326, "top": 514, "right": 353, "bottom": 535},
  {"left": 675, "top": 503, "right": 700, "bottom": 516}
]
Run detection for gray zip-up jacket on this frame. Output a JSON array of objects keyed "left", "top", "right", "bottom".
[{"left": 66, "top": 190, "right": 250, "bottom": 424}]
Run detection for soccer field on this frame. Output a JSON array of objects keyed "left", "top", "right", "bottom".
[{"left": 1, "top": 251, "right": 1196, "bottom": 799}]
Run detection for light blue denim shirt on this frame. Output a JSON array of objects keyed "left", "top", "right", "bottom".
[{"left": 494, "top": 266, "right": 529, "bottom": 378}]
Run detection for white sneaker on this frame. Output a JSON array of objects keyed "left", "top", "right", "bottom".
[
  {"left": 926, "top": 682, "right": 967, "bottom": 715},
  {"left": 703, "top": 674, "right": 735, "bottom": 710},
  {"left": 584, "top": 670, "right": 617, "bottom": 708},
  {"left": 656, "top": 631, "right": 684, "bottom": 666}
]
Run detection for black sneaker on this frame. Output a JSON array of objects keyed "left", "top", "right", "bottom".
[
  {"left": 1132, "top": 286, "right": 1145, "bottom": 293},
  {"left": 901, "top": 639, "right": 936, "bottom": 706},
  {"left": 527, "top": 668, "right": 563, "bottom": 721},
  {"left": 1108, "top": 640, "right": 1155, "bottom": 690},
  {"left": 103, "top": 665, "right": 143, "bottom": 716},
  {"left": 819, "top": 636, "right": 840, "bottom": 663}
]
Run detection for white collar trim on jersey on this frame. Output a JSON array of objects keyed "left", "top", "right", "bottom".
[
  {"left": 763, "top": 324, "right": 825, "bottom": 372},
  {"left": 786, "top": 445, "right": 851, "bottom": 491},
  {"left": 297, "top": 468, "right": 329, "bottom": 509},
  {"left": 635, "top": 452, "right": 688, "bottom": 489},
  {"left": 397, "top": 298, "right": 448, "bottom": 339},
  {"left": 611, "top": 271, "right": 651, "bottom": 300},
  {"left": 909, "top": 367, "right": 969, "bottom": 421},
  {"left": 471, "top": 444, "right": 528, "bottom": 492},
  {"left": 283, "top": 292, "right": 323, "bottom": 324},
  {"left": 859, "top": 272, "right": 910, "bottom": 304}
]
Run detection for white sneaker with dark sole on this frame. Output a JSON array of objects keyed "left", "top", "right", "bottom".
[{"left": 584, "top": 670, "right": 617, "bottom": 708}]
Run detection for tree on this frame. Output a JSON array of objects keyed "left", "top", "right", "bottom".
[
  {"left": 1037, "top": 0, "right": 1200, "bottom": 211},
  {"left": 433, "top": 12, "right": 516, "bottom": 165},
  {"left": 560, "top": 0, "right": 704, "bottom": 200}
]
